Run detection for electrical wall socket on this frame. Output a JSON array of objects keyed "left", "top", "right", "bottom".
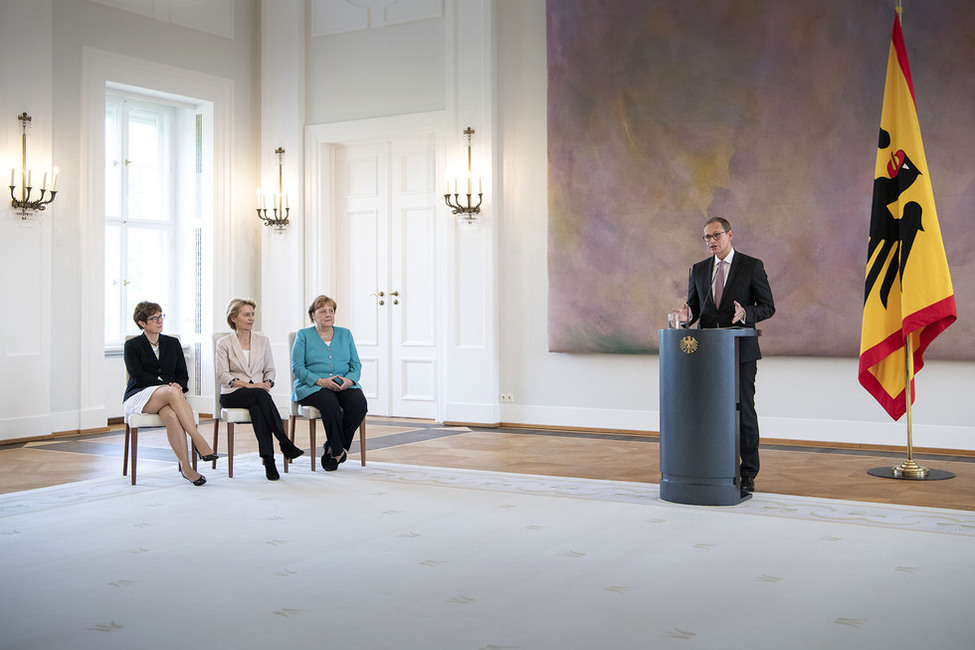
[{"left": 499, "top": 393, "right": 514, "bottom": 403}]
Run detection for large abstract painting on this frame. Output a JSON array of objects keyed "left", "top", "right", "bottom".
[{"left": 547, "top": 0, "right": 975, "bottom": 358}]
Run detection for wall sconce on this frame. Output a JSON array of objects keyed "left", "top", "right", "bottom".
[
  {"left": 444, "top": 127, "right": 483, "bottom": 221},
  {"left": 9, "top": 112, "right": 58, "bottom": 220},
  {"left": 256, "top": 146, "right": 289, "bottom": 231}
]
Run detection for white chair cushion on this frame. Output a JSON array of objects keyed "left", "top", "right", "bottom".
[
  {"left": 126, "top": 413, "right": 165, "bottom": 428},
  {"left": 126, "top": 411, "right": 200, "bottom": 427},
  {"left": 298, "top": 404, "right": 322, "bottom": 419},
  {"left": 220, "top": 407, "right": 252, "bottom": 423}
]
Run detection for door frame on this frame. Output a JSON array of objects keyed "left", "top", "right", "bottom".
[{"left": 305, "top": 111, "right": 448, "bottom": 421}]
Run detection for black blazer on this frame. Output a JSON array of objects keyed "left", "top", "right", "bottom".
[
  {"left": 123, "top": 333, "right": 189, "bottom": 401},
  {"left": 686, "top": 251, "right": 775, "bottom": 363}
]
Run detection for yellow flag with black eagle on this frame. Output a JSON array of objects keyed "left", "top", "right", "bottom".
[{"left": 859, "top": 11, "right": 956, "bottom": 421}]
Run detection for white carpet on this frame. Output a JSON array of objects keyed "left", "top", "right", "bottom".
[{"left": 1, "top": 455, "right": 973, "bottom": 650}]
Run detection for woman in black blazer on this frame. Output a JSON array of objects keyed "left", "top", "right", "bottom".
[{"left": 123, "top": 301, "right": 217, "bottom": 486}]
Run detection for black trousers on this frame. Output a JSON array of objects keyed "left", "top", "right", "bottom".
[
  {"left": 738, "top": 360, "right": 760, "bottom": 480},
  {"left": 298, "top": 388, "right": 368, "bottom": 457},
  {"left": 220, "top": 387, "right": 288, "bottom": 459}
]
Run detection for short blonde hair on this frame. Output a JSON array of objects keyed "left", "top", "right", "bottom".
[
  {"left": 307, "top": 295, "right": 338, "bottom": 321},
  {"left": 226, "top": 298, "right": 257, "bottom": 330}
]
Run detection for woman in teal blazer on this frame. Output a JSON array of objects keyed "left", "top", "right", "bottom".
[{"left": 291, "top": 295, "right": 368, "bottom": 471}]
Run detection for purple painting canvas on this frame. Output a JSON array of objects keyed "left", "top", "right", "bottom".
[{"left": 547, "top": 0, "right": 975, "bottom": 358}]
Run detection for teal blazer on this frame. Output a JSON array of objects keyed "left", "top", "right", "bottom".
[{"left": 291, "top": 326, "right": 362, "bottom": 402}]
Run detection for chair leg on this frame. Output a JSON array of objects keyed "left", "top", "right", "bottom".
[
  {"left": 283, "top": 418, "right": 291, "bottom": 474},
  {"left": 212, "top": 418, "right": 220, "bottom": 470},
  {"left": 130, "top": 427, "right": 138, "bottom": 486},
  {"left": 359, "top": 419, "right": 366, "bottom": 466},
  {"left": 228, "top": 422, "right": 235, "bottom": 478},
  {"left": 123, "top": 424, "right": 131, "bottom": 476},
  {"left": 310, "top": 418, "right": 317, "bottom": 471},
  {"left": 285, "top": 415, "right": 297, "bottom": 472}
]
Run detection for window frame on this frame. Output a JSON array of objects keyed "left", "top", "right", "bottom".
[{"left": 104, "top": 92, "right": 178, "bottom": 348}]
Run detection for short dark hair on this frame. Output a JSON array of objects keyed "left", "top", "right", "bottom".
[
  {"left": 705, "top": 217, "right": 731, "bottom": 232},
  {"left": 308, "top": 295, "right": 338, "bottom": 321},
  {"left": 132, "top": 301, "right": 162, "bottom": 330},
  {"left": 226, "top": 298, "right": 257, "bottom": 330}
]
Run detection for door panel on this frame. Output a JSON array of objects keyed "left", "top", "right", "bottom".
[
  {"left": 390, "top": 139, "right": 437, "bottom": 417},
  {"left": 335, "top": 145, "right": 387, "bottom": 411},
  {"left": 334, "top": 136, "right": 437, "bottom": 419}
]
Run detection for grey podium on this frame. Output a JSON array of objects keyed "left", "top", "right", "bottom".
[{"left": 658, "top": 327, "right": 760, "bottom": 506}]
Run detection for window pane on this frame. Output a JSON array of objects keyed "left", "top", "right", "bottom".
[
  {"left": 127, "top": 110, "right": 167, "bottom": 222},
  {"left": 125, "top": 227, "right": 171, "bottom": 338},
  {"left": 127, "top": 165, "right": 164, "bottom": 221},
  {"left": 105, "top": 223, "right": 122, "bottom": 344}
]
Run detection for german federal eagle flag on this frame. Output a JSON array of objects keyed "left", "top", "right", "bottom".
[{"left": 859, "top": 11, "right": 956, "bottom": 421}]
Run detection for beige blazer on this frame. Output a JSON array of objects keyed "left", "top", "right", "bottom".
[{"left": 215, "top": 331, "right": 277, "bottom": 394}]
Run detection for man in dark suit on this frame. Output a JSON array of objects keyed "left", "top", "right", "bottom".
[{"left": 678, "top": 217, "right": 775, "bottom": 494}]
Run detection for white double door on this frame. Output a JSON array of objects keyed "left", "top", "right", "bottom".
[{"left": 333, "top": 136, "right": 438, "bottom": 419}]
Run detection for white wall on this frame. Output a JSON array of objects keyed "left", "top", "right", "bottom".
[
  {"left": 0, "top": 0, "right": 55, "bottom": 436},
  {"left": 493, "top": 0, "right": 975, "bottom": 451},
  {"left": 0, "top": 0, "right": 262, "bottom": 439},
  {"left": 2, "top": 0, "right": 971, "bottom": 454},
  {"left": 305, "top": 2, "right": 445, "bottom": 124}
]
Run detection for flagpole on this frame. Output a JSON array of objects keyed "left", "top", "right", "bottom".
[
  {"left": 864, "top": 1, "right": 956, "bottom": 483},
  {"left": 890, "top": 337, "right": 928, "bottom": 478}
]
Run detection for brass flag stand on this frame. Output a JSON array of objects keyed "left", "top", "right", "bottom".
[{"left": 867, "top": 339, "right": 954, "bottom": 481}]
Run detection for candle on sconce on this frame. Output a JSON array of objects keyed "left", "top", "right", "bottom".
[
  {"left": 9, "top": 169, "right": 13, "bottom": 187},
  {"left": 479, "top": 177, "right": 482, "bottom": 194},
  {"left": 467, "top": 177, "right": 471, "bottom": 194},
  {"left": 285, "top": 194, "right": 289, "bottom": 210},
  {"left": 41, "top": 172, "right": 47, "bottom": 191},
  {"left": 27, "top": 170, "right": 31, "bottom": 188},
  {"left": 52, "top": 168, "right": 58, "bottom": 191}
]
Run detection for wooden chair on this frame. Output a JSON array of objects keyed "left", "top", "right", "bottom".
[
  {"left": 287, "top": 331, "right": 366, "bottom": 471},
  {"left": 122, "top": 335, "right": 199, "bottom": 485},
  {"left": 211, "top": 332, "right": 292, "bottom": 477}
]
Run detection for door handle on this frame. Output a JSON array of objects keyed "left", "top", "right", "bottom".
[{"left": 390, "top": 291, "right": 399, "bottom": 305}]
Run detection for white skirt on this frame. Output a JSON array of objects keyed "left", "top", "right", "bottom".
[{"left": 123, "top": 385, "right": 162, "bottom": 416}]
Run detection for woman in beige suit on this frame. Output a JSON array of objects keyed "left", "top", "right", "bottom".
[{"left": 215, "top": 298, "right": 303, "bottom": 480}]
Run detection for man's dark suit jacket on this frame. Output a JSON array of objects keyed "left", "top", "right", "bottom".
[
  {"left": 123, "top": 333, "right": 189, "bottom": 401},
  {"left": 686, "top": 251, "right": 775, "bottom": 363}
]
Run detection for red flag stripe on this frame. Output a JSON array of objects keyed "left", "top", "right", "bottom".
[{"left": 891, "top": 14, "right": 915, "bottom": 104}]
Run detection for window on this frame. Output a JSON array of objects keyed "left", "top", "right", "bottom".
[{"left": 104, "top": 95, "right": 176, "bottom": 345}]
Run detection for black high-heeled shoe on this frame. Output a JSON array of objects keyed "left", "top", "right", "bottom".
[
  {"left": 263, "top": 457, "right": 280, "bottom": 481},
  {"left": 198, "top": 451, "right": 219, "bottom": 462},
  {"left": 280, "top": 440, "right": 304, "bottom": 460},
  {"left": 178, "top": 467, "right": 206, "bottom": 486}
]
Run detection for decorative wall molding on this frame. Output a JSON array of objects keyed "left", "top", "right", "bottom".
[
  {"left": 80, "top": 47, "right": 234, "bottom": 432},
  {"left": 89, "top": 0, "right": 236, "bottom": 39},
  {"left": 311, "top": 0, "right": 443, "bottom": 37}
]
